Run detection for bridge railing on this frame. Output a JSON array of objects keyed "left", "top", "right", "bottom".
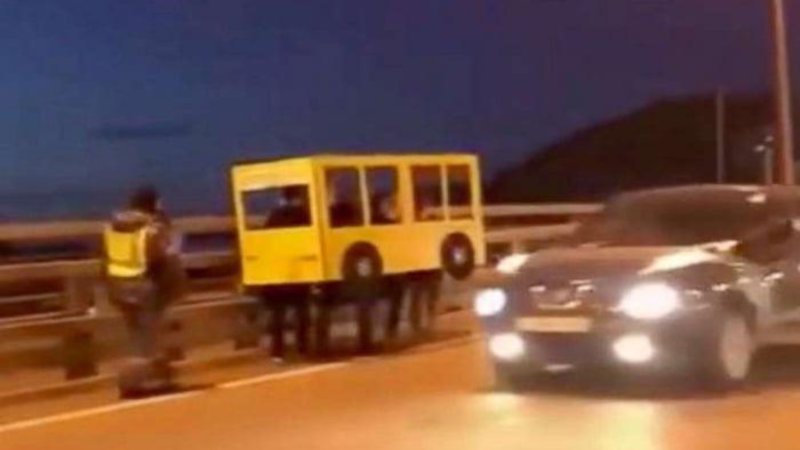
[
  {"left": 0, "top": 203, "right": 602, "bottom": 319},
  {"left": 0, "top": 203, "right": 601, "bottom": 390}
]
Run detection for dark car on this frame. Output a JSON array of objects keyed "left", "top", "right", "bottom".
[{"left": 476, "top": 184, "right": 800, "bottom": 389}]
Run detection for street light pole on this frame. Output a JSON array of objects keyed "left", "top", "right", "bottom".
[
  {"left": 769, "top": 0, "right": 795, "bottom": 184},
  {"left": 766, "top": 146, "right": 775, "bottom": 184}
]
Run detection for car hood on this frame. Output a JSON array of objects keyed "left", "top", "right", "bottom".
[{"left": 506, "top": 242, "right": 734, "bottom": 285}]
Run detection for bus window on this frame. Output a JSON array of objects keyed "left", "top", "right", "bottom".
[
  {"left": 325, "top": 167, "right": 365, "bottom": 228},
  {"left": 447, "top": 165, "right": 474, "bottom": 220},
  {"left": 241, "top": 185, "right": 312, "bottom": 230},
  {"left": 367, "top": 167, "right": 401, "bottom": 225},
  {"left": 412, "top": 165, "right": 444, "bottom": 222}
]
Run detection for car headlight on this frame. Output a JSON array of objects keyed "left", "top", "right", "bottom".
[
  {"left": 496, "top": 254, "right": 529, "bottom": 274},
  {"left": 474, "top": 288, "right": 508, "bottom": 317},
  {"left": 618, "top": 282, "right": 681, "bottom": 320}
]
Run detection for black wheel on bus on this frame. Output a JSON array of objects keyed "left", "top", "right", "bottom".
[
  {"left": 441, "top": 233, "right": 475, "bottom": 280},
  {"left": 341, "top": 243, "right": 384, "bottom": 353}
]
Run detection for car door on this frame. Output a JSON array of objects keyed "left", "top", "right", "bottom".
[
  {"left": 764, "top": 217, "right": 800, "bottom": 317},
  {"left": 733, "top": 196, "right": 800, "bottom": 323}
]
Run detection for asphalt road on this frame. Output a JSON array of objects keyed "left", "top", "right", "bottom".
[{"left": 7, "top": 328, "right": 800, "bottom": 449}]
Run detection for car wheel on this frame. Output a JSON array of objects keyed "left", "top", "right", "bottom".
[
  {"left": 441, "top": 233, "right": 475, "bottom": 280},
  {"left": 694, "top": 309, "right": 754, "bottom": 388}
]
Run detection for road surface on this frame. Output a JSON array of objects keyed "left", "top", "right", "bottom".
[{"left": 5, "top": 331, "right": 800, "bottom": 449}]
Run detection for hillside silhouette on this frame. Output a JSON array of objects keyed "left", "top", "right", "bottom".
[{"left": 487, "top": 93, "right": 784, "bottom": 203}]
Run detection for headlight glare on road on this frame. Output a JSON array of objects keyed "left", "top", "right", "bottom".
[
  {"left": 474, "top": 289, "right": 507, "bottom": 317},
  {"left": 618, "top": 282, "right": 681, "bottom": 320},
  {"left": 488, "top": 333, "right": 525, "bottom": 361}
]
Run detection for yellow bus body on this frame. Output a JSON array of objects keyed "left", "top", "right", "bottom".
[{"left": 231, "top": 153, "right": 485, "bottom": 287}]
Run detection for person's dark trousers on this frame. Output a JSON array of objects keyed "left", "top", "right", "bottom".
[
  {"left": 108, "top": 277, "right": 174, "bottom": 397},
  {"left": 109, "top": 278, "right": 164, "bottom": 360},
  {"left": 385, "top": 278, "right": 404, "bottom": 339},
  {"left": 264, "top": 286, "right": 311, "bottom": 359},
  {"left": 269, "top": 297, "right": 287, "bottom": 359}
]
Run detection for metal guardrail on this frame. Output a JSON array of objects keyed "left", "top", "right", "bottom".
[
  {"left": 0, "top": 204, "right": 601, "bottom": 320},
  {"left": 0, "top": 203, "right": 600, "bottom": 389},
  {"left": 0, "top": 216, "right": 235, "bottom": 242},
  {"left": 0, "top": 205, "right": 597, "bottom": 241}
]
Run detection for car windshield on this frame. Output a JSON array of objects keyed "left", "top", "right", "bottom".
[{"left": 575, "top": 189, "right": 789, "bottom": 246}]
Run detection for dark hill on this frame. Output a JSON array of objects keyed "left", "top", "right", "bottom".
[{"left": 487, "top": 94, "right": 778, "bottom": 203}]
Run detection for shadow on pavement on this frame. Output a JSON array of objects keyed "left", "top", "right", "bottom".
[
  {"left": 496, "top": 345, "right": 800, "bottom": 401},
  {"left": 308, "top": 329, "right": 473, "bottom": 362}
]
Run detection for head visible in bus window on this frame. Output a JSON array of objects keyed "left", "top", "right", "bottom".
[
  {"left": 280, "top": 185, "right": 307, "bottom": 207},
  {"left": 376, "top": 193, "right": 400, "bottom": 224}
]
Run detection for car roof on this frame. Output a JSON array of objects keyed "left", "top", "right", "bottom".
[
  {"left": 604, "top": 184, "right": 800, "bottom": 216},
  {"left": 612, "top": 184, "right": 800, "bottom": 203}
]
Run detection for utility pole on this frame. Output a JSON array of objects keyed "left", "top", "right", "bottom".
[
  {"left": 769, "top": 0, "right": 795, "bottom": 184},
  {"left": 716, "top": 88, "right": 726, "bottom": 183}
]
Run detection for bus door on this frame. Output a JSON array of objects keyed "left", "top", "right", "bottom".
[{"left": 232, "top": 163, "right": 323, "bottom": 286}]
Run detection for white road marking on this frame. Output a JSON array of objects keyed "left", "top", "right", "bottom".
[
  {"left": 0, "top": 362, "right": 351, "bottom": 435},
  {"left": 0, "top": 391, "right": 201, "bottom": 434},
  {"left": 0, "top": 333, "right": 476, "bottom": 435},
  {"left": 218, "top": 362, "right": 350, "bottom": 389}
]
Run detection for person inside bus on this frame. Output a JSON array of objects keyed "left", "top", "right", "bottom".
[
  {"left": 327, "top": 184, "right": 361, "bottom": 227},
  {"left": 265, "top": 186, "right": 311, "bottom": 228},
  {"left": 372, "top": 193, "right": 400, "bottom": 224},
  {"left": 415, "top": 189, "right": 439, "bottom": 221}
]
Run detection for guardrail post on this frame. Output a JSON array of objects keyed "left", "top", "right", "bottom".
[
  {"left": 64, "top": 276, "right": 95, "bottom": 314},
  {"left": 92, "top": 283, "right": 117, "bottom": 316},
  {"left": 163, "top": 318, "right": 185, "bottom": 361},
  {"left": 61, "top": 328, "right": 97, "bottom": 380}
]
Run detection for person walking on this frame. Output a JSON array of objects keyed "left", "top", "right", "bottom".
[{"left": 103, "top": 186, "right": 184, "bottom": 397}]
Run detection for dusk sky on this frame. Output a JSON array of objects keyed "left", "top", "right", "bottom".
[{"left": 0, "top": 0, "right": 794, "bottom": 215}]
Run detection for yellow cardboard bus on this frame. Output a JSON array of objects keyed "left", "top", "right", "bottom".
[{"left": 230, "top": 153, "right": 485, "bottom": 350}]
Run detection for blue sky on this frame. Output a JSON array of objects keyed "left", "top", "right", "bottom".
[{"left": 0, "top": 0, "right": 789, "bottom": 215}]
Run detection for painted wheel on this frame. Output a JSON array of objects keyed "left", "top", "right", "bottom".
[
  {"left": 441, "top": 233, "right": 476, "bottom": 280},
  {"left": 342, "top": 243, "right": 382, "bottom": 295}
]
